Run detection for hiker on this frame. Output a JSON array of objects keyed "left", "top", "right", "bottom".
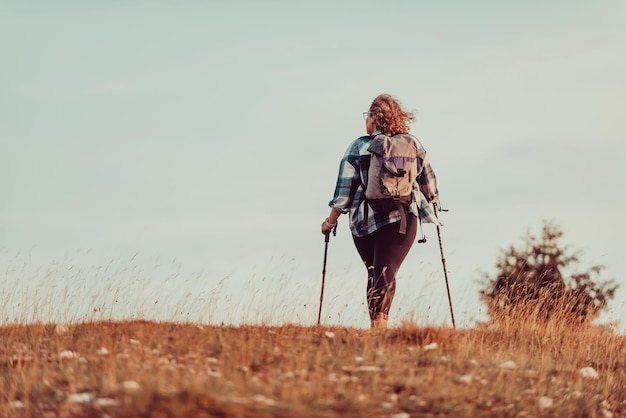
[{"left": 321, "top": 94, "right": 440, "bottom": 329}]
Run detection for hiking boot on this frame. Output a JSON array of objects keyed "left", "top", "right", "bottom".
[{"left": 371, "top": 314, "right": 388, "bottom": 329}]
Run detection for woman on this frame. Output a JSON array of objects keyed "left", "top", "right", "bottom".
[{"left": 321, "top": 94, "right": 440, "bottom": 329}]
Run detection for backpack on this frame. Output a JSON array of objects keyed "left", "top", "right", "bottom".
[{"left": 362, "top": 133, "right": 418, "bottom": 234}]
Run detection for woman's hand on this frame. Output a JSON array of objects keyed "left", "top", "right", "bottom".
[{"left": 321, "top": 218, "right": 336, "bottom": 235}]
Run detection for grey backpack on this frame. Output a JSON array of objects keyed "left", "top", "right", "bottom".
[{"left": 363, "top": 133, "right": 418, "bottom": 234}]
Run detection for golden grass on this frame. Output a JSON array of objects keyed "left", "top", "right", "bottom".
[{"left": 1, "top": 318, "right": 624, "bottom": 417}]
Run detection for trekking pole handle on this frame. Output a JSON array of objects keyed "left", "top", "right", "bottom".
[{"left": 324, "top": 221, "right": 338, "bottom": 243}]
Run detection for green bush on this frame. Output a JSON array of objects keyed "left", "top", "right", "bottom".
[{"left": 481, "top": 221, "right": 618, "bottom": 324}]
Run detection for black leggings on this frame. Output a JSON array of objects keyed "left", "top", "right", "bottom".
[{"left": 352, "top": 215, "right": 417, "bottom": 321}]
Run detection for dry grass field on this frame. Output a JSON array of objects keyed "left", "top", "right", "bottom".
[{"left": 1, "top": 317, "right": 624, "bottom": 417}]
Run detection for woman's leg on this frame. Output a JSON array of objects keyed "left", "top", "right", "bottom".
[
  {"left": 353, "top": 215, "right": 417, "bottom": 324},
  {"left": 352, "top": 231, "right": 376, "bottom": 319}
]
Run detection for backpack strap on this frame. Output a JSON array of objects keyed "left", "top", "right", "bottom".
[
  {"left": 395, "top": 200, "right": 407, "bottom": 234},
  {"left": 416, "top": 201, "right": 427, "bottom": 243},
  {"left": 362, "top": 202, "right": 369, "bottom": 231},
  {"left": 360, "top": 134, "right": 377, "bottom": 232}
]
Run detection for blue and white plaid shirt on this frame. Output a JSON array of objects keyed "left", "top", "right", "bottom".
[{"left": 329, "top": 132, "right": 440, "bottom": 237}]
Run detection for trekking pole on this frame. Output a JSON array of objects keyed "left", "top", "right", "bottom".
[
  {"left": 433, "top": 204, "right": 456, "bottom": 329},
  {"left": 317, "top": 222, "right": 337, "bottom": 326}
]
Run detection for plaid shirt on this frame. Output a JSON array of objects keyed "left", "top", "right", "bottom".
[{"left": 329, "top": 132, "right": 440, "bottom": 237}]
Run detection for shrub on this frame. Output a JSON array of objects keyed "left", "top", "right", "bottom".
[{"left": 481, "top": 220, "right": 617, "bottom": 325}]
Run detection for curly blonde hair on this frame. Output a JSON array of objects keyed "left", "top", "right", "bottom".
[{"left": 369, "top": 94, "right": 415, "bottom": 136}]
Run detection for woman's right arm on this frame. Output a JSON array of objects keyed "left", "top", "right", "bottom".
[{"left": 321, "top": 141, "right": 362, "bottom": 234}]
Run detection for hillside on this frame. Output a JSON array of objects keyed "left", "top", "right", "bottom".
[{"left": 1, "top": 320, "right": 624, "bottom": 417}]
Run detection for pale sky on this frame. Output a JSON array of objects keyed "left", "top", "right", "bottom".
[{"left": 2, "top": 1, "right": 625, "bottom": 330}]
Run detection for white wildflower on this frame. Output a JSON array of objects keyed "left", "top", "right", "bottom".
[
  {"left": 355, "top": 356, "right": 364, "bottom": 363},
  {"left": 54, "top": 324, "right": 69, "bottom": 335},
  {"left": 68, "top": 393, "right": 92, "bottom": 403},
  {"left": 602, "top": 410, "right": 614, "bottom": 418},
  {"left": 129, "top": 338, "right": 140, "bottom": 345},
  {"left": 11, "top": 354, "right": 32, "bottom": 364},
  {"left": 95, "top": 398, "right": 119, "bottom": 407},
  {"left": 59, "top": 350, "right": 79, "bottom": 360},
  {"left": 251, "top": 394, "right": 277, "bottom": 406},
  {"left": 121, "top": 380, "right": 141, "bottom": 392},
  {"left": 97, "top": 347, "right": 109, "bottom": 356},
  {"left": 579, "top": 366, "right": 599, "bottom": 379},
  {"left": 10, "top": 400, "right": 24, "bottom": 409},
  {"left": 423, "top": 343, "right": 438, "bottom": 351},
  {"left": 499, "top": 360, "right": 517, "bottom": 369},
  {"left": 600, "top": 400, "right": 613, "bottom": 418},
  {"left": 325, "top": 331, "right": 335, "bottom": 339},
  {"left": 567, "top": 390, "right": 582, "bottom": 399},
  {"left": 355, "top": 366, "right": 381, "bottom": 372},
  {"left": 458, "top": 374, "right": 473, "bottom": 384},
  {"left": 537, "top": 397, "right": 553, "bottom": 409},
  {"left": 280, "top": 371, "right": 295, "bottom": 380}
]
